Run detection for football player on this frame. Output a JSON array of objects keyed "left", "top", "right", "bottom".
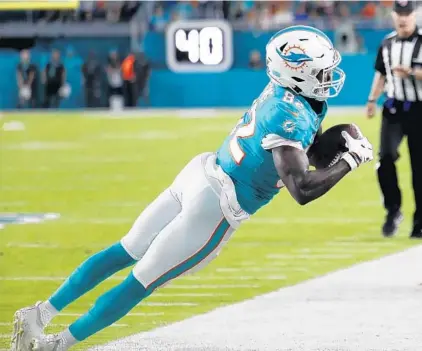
[{"left": 12, "top": 25, "right": 373, "bottom": 351}]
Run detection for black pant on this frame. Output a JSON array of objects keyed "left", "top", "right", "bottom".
[
  {"left": 43, "top": 83, "right": 60, "bottom": 108},
  {"left": 377, "top": 100, "right": 422, "bottom": 224},
  {"left": 123, "top": 80, "right": 137, "bottom": 107},
  {"left": 84, "top": 84, "right": 101, "bottom": 108}
]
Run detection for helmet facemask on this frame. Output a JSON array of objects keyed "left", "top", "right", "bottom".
[{"left": 309, "top": 61, "right": 345, "bottom": 101}]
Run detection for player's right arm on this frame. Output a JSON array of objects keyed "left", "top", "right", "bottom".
[
  {"left": 272, "top": 146, "right": 351, "bottom": 205},
  {"left": 272, "top": 129, "right": 373, "bottom": 205}
]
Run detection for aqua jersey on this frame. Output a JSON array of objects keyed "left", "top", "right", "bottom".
[{"left": 216, "top": 83, "right": 327, "bottom": 215}]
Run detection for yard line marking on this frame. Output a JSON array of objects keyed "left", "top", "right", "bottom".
[
  {"left": 267, "top": 253, "right": 353, "bottom": 260},
  {"left": 251, "top": 217, "right": 378, "bottom": 225},
  {"left": 0, "top": 277, "right": 67, "bottom": 281},
  {"left": 239, "top": 261, "right": 258, "bottom": 266},
  {"left": 0, "top": 278, "right": 260, "bottom": 288},
  {"left": 295, "top": 247, "right": 380, "bottom": 254},
  {"left": 1, "top": 141, "right": 81, "bottom": 150},
  {"left": 179, "top": 275, "right": 283, "bottom": 281},
  {"left": 166, "top": 284, "right": 260, "bottom": 289},
  {"left": 60, "top": 156, "right": 144, "bottom": 163},
  {"left": 0, "top": 201, "right": 27, "bottom": 207},
  {"left": 59, "top": 312, "right": 165, "bottom": 317},
  {"left": 100, "top": 201, "right": 147, "bottom": 208},
  {"left": 216, "top": 267, "right": 285, "bottom": 273},
  {"left": 7, "top": 242, "right": 59, "bottom": 249},
  {"left": 141, "top": 302, "right": 197, "bottom": 307},
  {"left": 153, "top": 293, "right": 231, "bottom": 297},
  {"left": 98, "top": 131, "right": 179, "bottom": 140},
  {"left": 326, "top": 241, "right": 395, "bottom": 247},
  {"left": 0, "top": 322, "right": 127, "bottom": 328}
]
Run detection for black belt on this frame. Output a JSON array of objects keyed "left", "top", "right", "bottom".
[{"left": 384, "top": 98, "right": 422, "bottom": 112}]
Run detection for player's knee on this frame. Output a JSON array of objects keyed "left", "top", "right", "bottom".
[{"left": 120, "top": 235, "right": 149, "bottom": 261}]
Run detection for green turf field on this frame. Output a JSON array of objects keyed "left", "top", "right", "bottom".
[{"left": 0, "top": 110, "right": 419, "bottom": 350}]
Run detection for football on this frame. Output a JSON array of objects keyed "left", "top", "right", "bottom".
[{"left": 307, "top": 123, "right": 363, "bottom": 169}]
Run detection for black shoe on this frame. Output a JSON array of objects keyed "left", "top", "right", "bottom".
[
  {"left": 410, "top": 222, "right": 422, "bottom": 239},
  {"left": 382, "top": 210, "right": 403, "bottom": 237}
]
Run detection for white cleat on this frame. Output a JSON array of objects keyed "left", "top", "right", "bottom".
[
  {"left": 11, "top": 302, "right": 44, "bottom": 351},
  {"left": 30, "top": 334, "right": 62, "bottom": 351}
]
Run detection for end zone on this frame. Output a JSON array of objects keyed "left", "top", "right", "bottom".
[{"left": 91, "top": 245, "right": 422, "bottom": 351}]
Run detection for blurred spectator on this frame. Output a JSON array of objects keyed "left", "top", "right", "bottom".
[
  {"left": 42, "top": 49, "right": 66, "bottom": 108},
  {"left": 334, "top": 3, "right": 360, "bottom": 54},
  {"left": 106, "top": 50, "right": 124, "bottom": 110},
  {"left": 135, "top": 52, "right": 151, "bottom": 106},
  {"left": 271, "top": 2, "right": 293, "bottom": 26},
  {"left": 122, "top": 52, "right": 137, "bottom": 107},
  {"left": 150, "top": 4, "right": 168, "bottom": 31},
  {"left": 295, "top": 2, "right": 309, "bottom": 21},
  {"left": 105, "top": 1, "right": 122, "bottom": 22},
  {"left": 82, "top": 50, "right": 102, "bottom": 108},
  {"left": 248, "top": 50, "right": 263, "bottom": 69},
  {"left": 79, "top": 0, "right": 95, "bottom": 21},
  {"left": 120, "top": 1, "right": 141, "bottom": 21},
  {"left": 16, "top": 49, "right": 38, "bottom": 108},
  {"left": 173, "top": 1, "right": 195, "bottom": 19},
  {"left": 361, "top": 1, "right": 377, "bottom": 19}
]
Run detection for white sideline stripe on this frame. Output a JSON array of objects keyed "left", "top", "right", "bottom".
[
  {"left": 93, "top": 245, "right": 422, "bottom": 351},
  {"left": 0, "top": 334, "right": 10, "bottom": 338}
]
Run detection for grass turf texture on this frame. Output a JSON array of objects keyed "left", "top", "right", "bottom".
[{"left": 0, "top": 111, "right": 419, "bottom": 350}]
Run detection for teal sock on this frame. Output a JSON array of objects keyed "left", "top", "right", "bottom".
[
  {"left": 49, "top": 242, "right": 136, "bottom": 311},
  {"left": 69, "top": 272, "right": 146, "bottom": 341}
]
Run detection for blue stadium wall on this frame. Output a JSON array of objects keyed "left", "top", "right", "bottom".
[{"left": 0, "top": 29, "right": 390, "bottom": 109}]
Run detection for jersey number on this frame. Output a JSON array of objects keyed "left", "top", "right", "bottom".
[{"left": 229, "top": 107, "right": 256, "bottom": 164}]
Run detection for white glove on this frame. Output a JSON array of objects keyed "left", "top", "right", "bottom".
[
  {"left": 340, "top": 131, "right": 374, "bottom": 170},
  {"left": 19, "top": 85, "right": 31, "bottom": 101}
]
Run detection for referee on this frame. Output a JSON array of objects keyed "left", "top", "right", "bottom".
[{"left": 367, "top": 0, "right": 422, "bottom": 238}]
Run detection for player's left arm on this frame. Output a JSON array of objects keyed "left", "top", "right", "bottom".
[{"left": 272, "top": 145, "right": 351, "bottom": 205}]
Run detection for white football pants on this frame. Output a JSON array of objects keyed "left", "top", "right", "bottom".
[{"left": 121, "top": 152, "right": 249, "bottom": 292}]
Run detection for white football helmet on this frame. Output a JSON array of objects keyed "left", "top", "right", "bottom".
[{"left": 266, "top": 25, "right": 345, "bottom": 100}]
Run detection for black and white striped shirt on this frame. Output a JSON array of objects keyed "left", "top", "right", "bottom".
[{"left": 375, "top": 27, "right": 422, "bottom": 102}]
